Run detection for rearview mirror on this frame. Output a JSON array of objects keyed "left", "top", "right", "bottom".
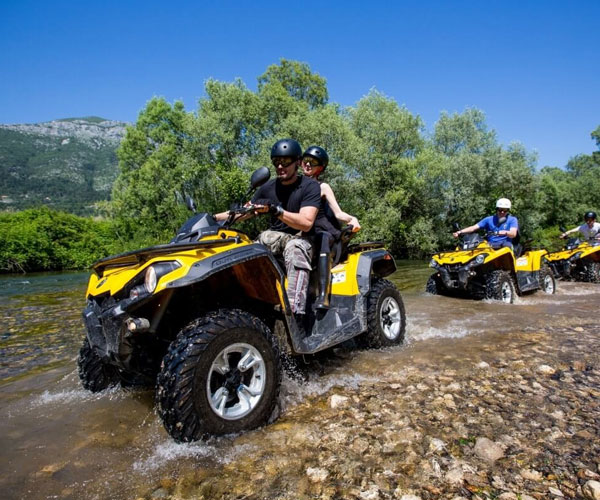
[
  {"left": 452, "top": 222, "right": 460, "bottom": 231},
  {"left": 186, "top": 195, "right": 197, "bottom": 213},
  {"left": 250, "top": 166, "right": 271, "bottom": 190},
  {"left": 559, "top": 225, "right": 566, "bottom": 233}
]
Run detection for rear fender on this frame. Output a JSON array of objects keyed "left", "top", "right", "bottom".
[{"left": 356, "top": 249, "right": 397, "bottom": 294}]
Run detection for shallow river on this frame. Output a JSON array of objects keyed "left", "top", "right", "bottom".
[{"left": 1, "top": 263, "right": 598, "bottom": 500}]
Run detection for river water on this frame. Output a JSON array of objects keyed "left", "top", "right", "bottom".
[{"left": 1, "top": 263, "right": 599, "bottom": 500}]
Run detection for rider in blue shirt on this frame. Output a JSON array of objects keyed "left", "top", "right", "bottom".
[{"left": 452, "top": 198, "right": 519, "bottom": 248}]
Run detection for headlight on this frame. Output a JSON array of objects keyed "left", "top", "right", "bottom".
[
  {"left": 144, "top": 261, "right": 182, "bottom": 294},
  {"left": 145, "top": 266, "right": 157, "bottom": 293},
  {"left": 474, "top": 253, "right": 487, "bottom": 265},
  {"left": 430, "top": 258, "right": 438, "bottom": 268}
]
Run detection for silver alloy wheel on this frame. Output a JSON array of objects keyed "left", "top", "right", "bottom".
[
  {"left": 380, "top": 296, "right": 402, "bottom": 340},
  {"left": 500, "top": 281, "right": 513, "bottom": 303},
  {"left": 543, "top": 274, "right": 555, "bottom": 294},
  {"left": 207, "top": 342, "right": 266, "bottom": 420}
]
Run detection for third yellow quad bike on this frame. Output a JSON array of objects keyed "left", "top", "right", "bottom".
[
  {"left": 545, "top": 227, "right": 600, "bottom": 282},
  {"left": 426, "top": 228, "right": 556, "bottom": 303},
  {"left": 78, "top": 167, "right": 405, "bottom": 442}
]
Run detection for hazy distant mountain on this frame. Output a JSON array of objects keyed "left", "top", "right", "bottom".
[{"left": 0, "top": 117, "right": 128, "bottom": 215}]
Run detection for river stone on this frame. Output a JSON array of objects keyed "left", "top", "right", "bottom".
[
  {"left": 397, "top": 495, "right": 421, "bottom": 500},
  {"left": 306, "top": 467, "right": 328, "bottom": 482},
  {"left": 548, "top": 486, "right": 564, "bottom": 496},
  {"left": 329, "top": 394, "right": 350, "bottom": 409},
  {"left": 473, "top": 437, "right": 505, "bottom": 463},
  {"left": 583, "top": 481, "right": 600, "bottom": 500},
  {"left": 537, "top": 364, "right": 556, "bottom": 375},
  {"left": 521, "top": 469, "right": 543, "bottom": 481},
  {"left": 477, "top": 361, "right": 490, "bottom": 369},
  {"left": 359, "top": 484, "right": 380, "bottom": 499},
  {"left": 445, "top": 465, "right": 464, "bottom": 485}
]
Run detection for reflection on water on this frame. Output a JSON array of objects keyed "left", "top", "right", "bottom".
[{"left": 0, "top": 264, "right": 599, "bottom": 499}]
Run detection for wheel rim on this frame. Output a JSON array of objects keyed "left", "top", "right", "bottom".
[
  {"left": 500, "top": 281, "right": 513, "bottom": 303},
  {"left": 207, "top": 342, "right": 266, "bottom": 420},
  {"left": 380, "top": 296, "right": 402, "bottom": 339},
  {"left": 543, "top": 274, "right": 555, "bottom": 293}
]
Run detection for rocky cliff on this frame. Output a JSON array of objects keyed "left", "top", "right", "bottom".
[{"left": 0, "top": 117, "right": 128, "bottom": 215}]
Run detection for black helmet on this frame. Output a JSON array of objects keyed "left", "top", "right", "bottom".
[
  {"left": 584, "top": 211, "right": 597, "bottom": 221},
  {"left": 303, "top": 145, "right": 329, "bottom": 168},
  {"left": 270, "top": 139, "right": 302, "bottom": 159}
]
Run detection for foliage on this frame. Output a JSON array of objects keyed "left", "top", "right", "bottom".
[
  {"left": 3, "top": 60, "right": 599, "bottom": 272},
  {"left": 0, "top": 207, "right": 119, "bottom": 273}
]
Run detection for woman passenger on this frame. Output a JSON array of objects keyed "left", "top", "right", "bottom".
[{"left": 301, "top": 146, "right": 360, "bottom": 310}]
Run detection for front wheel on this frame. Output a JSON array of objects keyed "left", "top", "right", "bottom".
[
  {"left": 425, "top": 274, "right": 441, "bottom": 294},
  {"left": 485, "top": 270, "right": 516, "bottom": 304},
  {"left": 78, "top": 338, "right": 120, "bottom": 392},
  {"left": 360, "top": 278, "right": 406, "bottom": 348},
  {"left": 156, "top": 309, "right": 281, "bottom": 442},
  {"left": 539, "top": 265, "right": 556, "bottom": 294}
]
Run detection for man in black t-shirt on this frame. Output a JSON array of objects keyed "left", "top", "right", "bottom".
[{"left": 216, "top": 139, "right": 320, "bottom": 318}]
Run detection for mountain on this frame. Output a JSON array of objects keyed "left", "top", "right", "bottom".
[{"left": 0, "top": 117, "right": 128, "bottom": 215}]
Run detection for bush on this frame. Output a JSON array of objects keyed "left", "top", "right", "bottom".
[{"left": 0, "top": 207, "right": 119, "bottom": 273}]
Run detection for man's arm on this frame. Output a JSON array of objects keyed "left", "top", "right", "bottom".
[
  {"left": 453, "top": 224, "right": 480, "bottom": 238},
  {"left": 502, "top": 219, "right": 518, "bottom": 238},
  {"left": 278, "top": 206, "right": 318, "bottom": 232},
  {"left": 560, "top": 226, "right": 579, "bottom": 238}
]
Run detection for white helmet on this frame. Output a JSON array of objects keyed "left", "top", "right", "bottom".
[{"left": 496, "top": 198, "right": 511, "bottom": 210}]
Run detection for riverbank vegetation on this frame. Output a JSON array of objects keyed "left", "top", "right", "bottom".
[{"left": 1, "top": 59, "right": 599, "bottom": 273}]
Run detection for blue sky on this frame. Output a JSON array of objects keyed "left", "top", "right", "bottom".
[{"left": 1, "top": 0, "right": 598, "bottom": 168}]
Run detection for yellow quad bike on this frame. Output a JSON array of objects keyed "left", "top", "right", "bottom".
[
  {"left": 545, "top": 227, "right": 600, "bottom": 282},
  {"left": 426, "top": 228, "right": 556, "bottom": 304},
  {"left": 79, "top": 167, "right": 405, "bottom": 442}
]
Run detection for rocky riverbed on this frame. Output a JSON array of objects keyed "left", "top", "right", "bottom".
[
  {"left": 138, "top": 319, "right": 600, "bottom": 500},
  {"left": 2, "top": 272, "right": 599, "bottom": 500}
]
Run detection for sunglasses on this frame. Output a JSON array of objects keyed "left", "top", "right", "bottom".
[
  {"left": 496, "top": 208, "right": 509, "bottom": 213},
  {"left": 271, "top": 157, "right": 297, "bottom": 168},
  {"left": 302, "top": 156, "right": 321, "bottom": 167}
]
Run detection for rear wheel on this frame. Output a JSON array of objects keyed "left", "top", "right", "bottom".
[
  {"left": 539, "top": 265, "right": 556, "bottom": 294},
  {"left": 485, "top": 270, "right": 516, "bottom": 304},
  {"left": 156, "top": 309, "right": 281, "bottom": 442},
  {"left": 582, "top": 261, "right": 600, "bottom": 283},
  {"left": 78, "top": 338, "right": 120, "bottom": 392},
  {"left": 360, "top": 278, "right": 406, "bottom": 348}
]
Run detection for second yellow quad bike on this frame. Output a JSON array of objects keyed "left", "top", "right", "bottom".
[
  {"left": 79, "top": 167, "right": 405, "bottom": 442},
  {"left": 426, "top": 226, "right": 556, "bottom": 303},
  {"left": 545, "top": 226, "right": 600, "bottom": 282}
]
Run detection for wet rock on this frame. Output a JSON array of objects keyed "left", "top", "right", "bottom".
[
  {"left": 428, "top": 437, "right": 445, "bottom": 452},
  {"left": 35, "top": 461, "right": 68, "bottom": 477},
  {"left": 583, "top": 481, "right": 600, "bottom": 500},
  {"left": 537, "top": 364, "right": 556, "bottom": 375},
  {"left": 445, "top": 465, "right": 464, "bottom": 485},
  {"left": 150, "top": 488, "right": 169, "bottom": 499},
  {"left": 521, "top": 469, "right": 543, "bottom": 481},
  {"left": 306, "top": 467, "right": 328, "bottom": 482},
  {"left": 548, "top": 486, "right": 564, "bottom": 497},
  {"left": 473, "top": 437, "right": 505, "bottom": 463},
  {"left": 359, "top": 484, "right": 380, "bottom": 499},
  {"left": 329, "top": 394, "right": 350, "bottom": 409}
]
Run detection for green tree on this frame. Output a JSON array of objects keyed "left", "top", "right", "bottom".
[{"left": 258, "top": 58, "right": 328, "bottom": 110}]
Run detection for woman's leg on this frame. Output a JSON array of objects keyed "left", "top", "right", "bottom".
[{"left": 315, "top": 232, "right": 334, "bottom": 310}]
